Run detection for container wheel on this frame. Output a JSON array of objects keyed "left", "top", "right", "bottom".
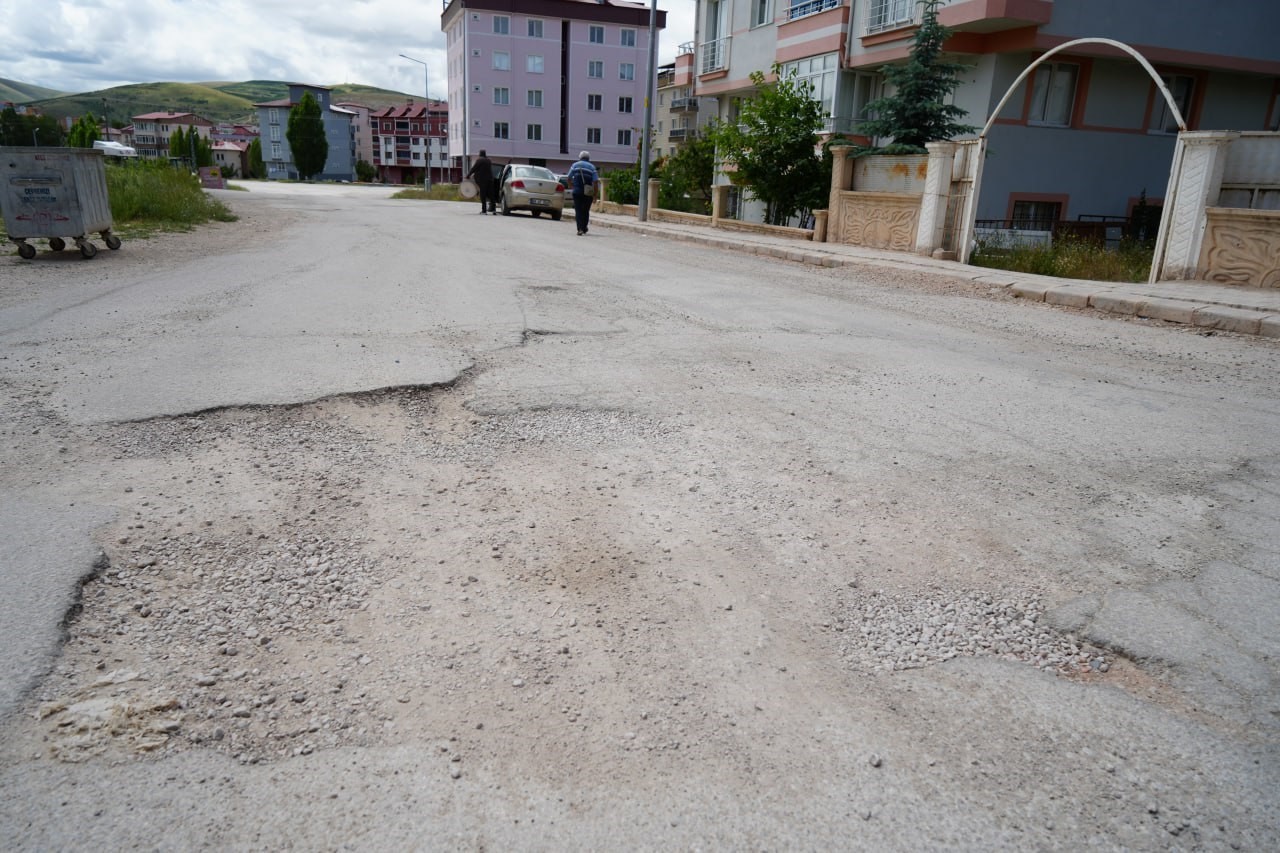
[
  {"left": 49, "top": 237, "right": 66, "bottom": 252},
  {"left": 80, "top": 242, "right": 98, "bottom": 259},
  {"left": 104, "top": 234, "right": 122, "bottom": 250},
  {"left": 18, "top": 242, "right": 36, "bottom": 260}
]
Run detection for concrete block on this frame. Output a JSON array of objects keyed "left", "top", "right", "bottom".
[
  {"left": 1043, "top": 286, "right": 1098, "bottom": 308},
  {"left": 1192, "top": 306, "right": 1264, "bottom": 335},
  {"left": 1089, "top": 292, "right": 1141, "bottom": 315},
  {"left": 1259, "top": 315, "right": 1280, "bottom": 339},
  {"left": 1136, "top": 298, "right": 1202, "bottom": 324},
  {"left": 1008, "top": 282, "right": 1049, "bottom": 301}
]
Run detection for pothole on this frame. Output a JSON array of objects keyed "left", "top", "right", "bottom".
[{"left": 835, "top": 584, "right": 1112, "bottom": 677}]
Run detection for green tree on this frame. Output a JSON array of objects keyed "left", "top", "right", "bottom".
[
  {"left": 659, "top": 130, "right": 716, "bottom": 214},
  {"left": 286, "top": 92, "right": 328, "bottom": 180},
  {"left": 858, "top": 0, "right": 974, "bottom": 151},
  {"left": 355, "top": 159, "right": 377, "bottom": 183},
  {"left": 248, "top": 137, "right": 265, "bottom": 179},
  {"left": 709, "top": 65, "right": 827, "bottom": 226},
  {"left": 67, "top": 113, "right": 102, "bottom": 148},
  {"left": 601, "top": 163, "right": 643, "bottom": 205}
]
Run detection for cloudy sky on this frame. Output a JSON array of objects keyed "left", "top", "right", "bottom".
[{"left": 1, "top": 0, "right": 696, "bottom": 97}]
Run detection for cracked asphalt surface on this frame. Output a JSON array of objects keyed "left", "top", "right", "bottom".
[{"left": 1, "top": 182, "right": 1278, "bottom": 849}]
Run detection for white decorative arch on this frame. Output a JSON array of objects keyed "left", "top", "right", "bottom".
[{"left": 957, "top": 39, "right": 1186, "bottom": 264}]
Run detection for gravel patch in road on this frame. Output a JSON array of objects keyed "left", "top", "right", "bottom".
[{"left": 837, "top": 585, "right": 1111, "bottom": 676}]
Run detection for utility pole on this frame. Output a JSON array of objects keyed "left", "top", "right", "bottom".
[
  {"left": 637, "top": 0, "right": 658, "bottom": 221},
  {"left": 400, "top": 53, "right": 433, "bottom": 191}
]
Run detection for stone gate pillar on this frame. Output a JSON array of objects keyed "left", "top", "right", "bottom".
[
  {"left": 915, "top": 141, "right": 958, "bottom": 256},
  {"left": 1156, "top": 131, "right": 1239, "bottom": 281}
]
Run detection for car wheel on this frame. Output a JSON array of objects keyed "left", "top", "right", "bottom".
[
  {"left": 551, "top": 211, "right": 562, "bottom": 221},
  {"left": 501, "top": 195, "right": 511, "bottom": 216},
  {"left": 531, "top": 210, "right": 541, "bottom": 218}
]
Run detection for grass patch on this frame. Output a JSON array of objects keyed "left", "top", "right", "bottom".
[
  {"left": 391, "top": 183, "right": 469, "bottom": 202},
  {"left": 971, "top": 235, "right": 1153, "bottom": 282},
  {"left": 106, "top": 161, "right": 237, "bottom": 230}
]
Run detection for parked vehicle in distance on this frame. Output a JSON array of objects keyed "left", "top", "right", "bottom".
[
  {"left": 556, "top": 174, "right": 573, "bottom": 205},
  {"left": 498, "top": 165, "right": 565, "bottom": 219}
]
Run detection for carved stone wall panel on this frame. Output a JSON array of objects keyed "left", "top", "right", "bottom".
[
  {"left": 832, "top": 191, "right": 921, "bottom": 251},
  {"left": 1199, "top": 208, "right": 1280, "bottom": 287}
]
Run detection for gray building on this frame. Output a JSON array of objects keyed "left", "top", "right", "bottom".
[
  {"left": 254, "top": 84, "right": 356, "bottom": 181},
  {"left": 692, "top": 0, "right": 1280, "bottom": 225}
]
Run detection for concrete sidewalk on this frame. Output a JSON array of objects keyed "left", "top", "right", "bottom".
[{"left": 593, "top": 212, "right": 1280, "bottom": 339}]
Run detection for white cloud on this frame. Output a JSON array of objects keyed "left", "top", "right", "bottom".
[{"left": 0, "top": 0, "right": 696, "bottom": 97}]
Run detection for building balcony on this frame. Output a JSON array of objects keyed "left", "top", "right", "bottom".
[
  {"left": 668, "top": 127, "right": 688, "bottom": 140},
  {"left": 699, "top": 36, "right": 731, "bottom": 75},
  {"left": 865, "top": 0, "right": 1052, "bottom": 38},
  {"left": 788, "top": 0, "right": 840, "bottom": 22},
  {"left": 671, "top": 97, "right": 698, "bottom": 113}
]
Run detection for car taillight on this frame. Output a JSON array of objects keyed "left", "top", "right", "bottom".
[
  {"left": 556, "top": 183, "right": 565, "bottom": 192},
  {"left": 512, "top": 180, "right": 525, "bottom": 189}
]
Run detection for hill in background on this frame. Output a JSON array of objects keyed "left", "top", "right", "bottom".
[
  {"left": 15, "top": 80, "right": 419, "bottom": 125},
  {"left": 0, "top": 78, "right": 68, "bottom": 103}
]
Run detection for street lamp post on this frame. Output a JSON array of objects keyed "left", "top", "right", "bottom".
[
  {"left": 400, "top": 53, "right": 433, "bottom": 190},
  {"left": 637, "top": 0, "right": 658, "bottom": 221}
]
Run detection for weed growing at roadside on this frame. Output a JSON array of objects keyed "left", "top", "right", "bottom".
[
  {"left": 106, "top": 161, "right": 236, "bottom": 229},
  {"left": 391, "top": 184, "right": 468, "bottom": 202},
  {"left": 971, "top": 235, "right": 1153, "bottom": 282}
]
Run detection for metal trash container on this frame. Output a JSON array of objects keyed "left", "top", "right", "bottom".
[{"left": 1, "top": 146, "right": 122, "bottom": 259}]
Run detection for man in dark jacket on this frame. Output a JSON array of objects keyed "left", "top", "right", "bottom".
[
  {"left": 567, "top": 151, "right": 599, "bottom": 235},
  {"left": 467, "top": 150, "right": 497, "bottom": 214}
]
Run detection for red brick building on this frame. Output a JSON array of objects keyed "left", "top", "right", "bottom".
[{"left": 370, "top": 101, "right": 459, "bottom": 184}]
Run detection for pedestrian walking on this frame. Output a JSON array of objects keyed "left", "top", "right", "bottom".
[
  {"left": 467, "top": 150, "right": 497, "bottom": 215},
  {"left": 567, "top": 151, "right": 599, "bottom": 236}
]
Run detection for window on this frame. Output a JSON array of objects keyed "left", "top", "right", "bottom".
[
  {"left": 493, "top": 87, "right": 510, "bottom": 105},
  {"left": 1011, "top": 200, "right": 1061, "bottom": 230},
  {"left": 528, "top": 19, "right": 543, "bottom": 38},
  {"left": 527, "top": 124, "right": 543, "bottom": 141},
  {"left": 1028, "top": 62, "right": 1078, "bottom": 126},
  {"left": 527, "top": 54, "right": 544, "bottom": 73},
  {"left": 493, "top": 15, "right": 509, "bottom": 34},
  {"left": 587, "top": 127, "right": 602, "bottom": 144},
  {"left": 589, "top": 25, "right": 604, "bottom": 43},
  {"left": 527, "top": 89, "right": 543, "bottom": 108},
  {"left": 494, "top": 121, "right": 510, "bottom": 139},
  {"left": 618, "top": 96, "right": 633, "bottom": 113},
  {"left": 621, "top": 28, "right": 636, "bottom": 47},
  {"left": 271, "top": 142, "right": 281, "bottom": 159},
  {"left": 617, "top": 128, "right": 632, "bottom": 146},
  {"left": 620, "top": 63, "right": 635, "bottom": 81},
  {"left": 270, "top": 125, "right": 281, "bottom": 141},
  {"left": 866, "top": 0, "right": 913, "bottom": 31},
  {"left": 1151, "top": 74, "right": 1194, "bottom": 134},
  {"left": 269, "top": 108, "right": 279, "bottom": 124},
  {"left": 753, "top": 0, "right": 771, "bottom": 26},
  {"left": 493, "top": 51, "right": 510, "bottom": 70},
  {"left": 587, "top": 93, "right": 602, "bottom": 111},
  {"left": 782, "top": 53, "right": 838, "bottom": 123},
  {"left": 588, "top": 60, "right": 603, "bottom": 78}
]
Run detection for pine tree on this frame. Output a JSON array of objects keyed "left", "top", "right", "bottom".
[
  {"left": 67, "top": 113, "right": 101, "bottom": 148},
  {"left": 859, "top": 0, "right": 975, "bottom": 151},
  {"left": 287, "top": 92, "right": 329, "bottom": 180},
  {"left": 248, "top": 137, "right": 265, "bottom": 179}
]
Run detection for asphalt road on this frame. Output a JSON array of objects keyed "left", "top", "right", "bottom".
[{"left": 1, "top": 182, "right": 1277, "bottom": 849}]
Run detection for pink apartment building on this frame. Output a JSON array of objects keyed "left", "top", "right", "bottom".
[{"left": 442, "top": 0, "right": 666, "bottom": 174}]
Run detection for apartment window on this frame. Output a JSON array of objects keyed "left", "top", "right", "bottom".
[
  {"left": 1011, "top": 200, "right": 1061, "bottom": 230},
  {"left": 527, "top": 54, "right": 544, "bottom": 73},
  {"left": 753, "top": 0, "right": 772, "bottom": 27},
  {"left": 493, "top": 87, "right": 510, "bottom": 105},
  {"left": 619, "top": 96, "right": 633, "bottom": 113},
  {"left": 1028, "top": 62, "right": 1078, "bottom": 126},
  {"left": 782, "top": 53, "right": 838, "bottom": 121},
  {"left": 271, "top": 142, "right": 281, "bottom": 158},
  {"left": 493, "top": 15, "right": 509, "bottom": 34},
  {"left": 587, "top": 127, "right": 602, "bottom": 144},
  {"left": 527, "top": 89, "right": 543, "bottom": 108},
  {"left": 588, "top": 60, "right": 603, "bottom": 78},
  {"left": 621, "top": 28, "right": 636, "bottom": 47},
  {"left": 269, "top": 108, "right": 279, "bottom": 124},
  {"left": 528, "top": 19, "right": 543, "bottom": 38},
  {"left": 1151, "top": 73, "right": 1195, "bottom": 134},
  {"left": 866, "top": 0, "right": 913, "bottom": 31},
  {"left": 270, "top": 125, "right": 281, "bottom": 141},
  {"left": 527, "top": 123, "right": 543, "bottom": 141},
  {"left": 494, "top": 121, "right": 510, "bottom": 139},
  {"left": 617, "top": 128, "right": 632, "bottom": 146},
  {"left": 493, "top": 51, "right": 510, "bottom": 70},
  {"left": 620, "top": 63, "right": 635, "bottom": 81},
  {"left": 589, "top": 25, "right": 605, "bottom": 44},
  {"left": 587, "top": 93, "right": 602, "bottom": 111}
]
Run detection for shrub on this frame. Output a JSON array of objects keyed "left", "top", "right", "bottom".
[
  {"left": 106, "top": 160, "right": 236, "bottom": 227},
  {"left": 971, "top": 234, "right": 1153, "bottom": 282}
]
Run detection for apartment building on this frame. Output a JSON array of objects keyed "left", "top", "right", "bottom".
[
  {"left": 368, "top": 101, "right": 457, "bottom": 184},
  {"left": 253, "top": 84, "right": 357, "bottom": 181},
  {"left": 441, "top": 0, "right": 666, "bottom": 174},
  {"left": 693, "top": 0, "right": 1280, "bottom": 224},
  {"left": 130, "top": 112, "right": 215, "bottom": 160},
  {"left": 654, "top": 51, "right": 717, "bottom": 159}
]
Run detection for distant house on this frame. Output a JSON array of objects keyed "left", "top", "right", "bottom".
[
  {"left": 253, "top": 84, "right": 356, "bottom": 181},
  {"left": 212, "top": 123, "right": 259, "bottom": 144},
  {"left": 212, "top": 140, "right": 249, "bottom": 177},
  {"left": 369, "top": 101, "right": 456, "bottom": 184},
  {"left": 130, "top": 112, "right": 215, "bottom": 160}
]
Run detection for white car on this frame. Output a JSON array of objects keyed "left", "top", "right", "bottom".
[{"left": 498, "top": 165, "right": 565, "bottom": 220}]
